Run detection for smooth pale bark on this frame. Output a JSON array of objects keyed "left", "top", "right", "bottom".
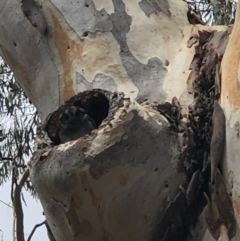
[
  {"left": 0, "top": 0, "right": 190, "bottom": 120},
  {"left": 0, "top": 0, "right": 237, "bottom": 240},
  {"left": 221, "top": 2, "right": 240, "bottom": 240}
]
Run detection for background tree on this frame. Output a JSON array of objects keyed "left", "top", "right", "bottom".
[
  {"left": 0, "top": 60, "right": 42, "bottom": 240},
  {"left": 0, "top": 0, "right": 238, "bottom": 241},
  {"left": 186, "top": 0, "right": 236, "bottom": 25}
]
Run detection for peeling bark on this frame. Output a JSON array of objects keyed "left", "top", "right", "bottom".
[{"left": 30, "top": 91, "right": 183, "bottom": 241}]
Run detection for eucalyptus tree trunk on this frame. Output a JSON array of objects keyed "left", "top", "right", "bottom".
[{"left": 0, "top": 0, "right": 239, "bottom": 241}]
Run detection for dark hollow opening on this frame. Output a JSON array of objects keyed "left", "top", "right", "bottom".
[
  {"left": 73, "top": 92, "right": 110, "bottom": 128},
  {"left": 46, "top": 90, "right": 110, "bottom": 145}
]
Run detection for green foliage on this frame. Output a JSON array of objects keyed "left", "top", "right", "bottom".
[
  {"left": 185, "top": 0, "right": 237, "bottom": 25},
  {"left": 0, "top": 60, "right": 39, "bottom": 190},
  {"left": 212, "top": 0, "right": 236, "bottom": 25}
]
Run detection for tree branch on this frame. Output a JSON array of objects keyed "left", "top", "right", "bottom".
[
  {"left": 12, "top": 168, "right": 29, "bottom": 241},
  {"left": 27, "top": 220, "right": 45, "bottom": 241},
  {"left": 0, "top": 199, "right": 12, "bottom": 208}
]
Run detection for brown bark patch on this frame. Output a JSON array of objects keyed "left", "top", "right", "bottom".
[
  {"left": 49, "top": 9, "right": 83, "bottom": 102},
  {"left": 79, "top": 171, "right": 105, "bottom": 228}
]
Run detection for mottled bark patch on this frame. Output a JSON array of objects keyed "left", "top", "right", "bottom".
[
  {"left": 139, "top": 0, "right": 171, "bottom": 17},
  {"left": 110, "top": 0, "right": 167, "bottom": 103},
  {"left": 76, "top": 73, "right": 117, "bottom": 92},
  {"left": 121, "top": 53, "right": 167, "bottom": 103},
  {"left": 51, "top": 0, "right": 113, "bottom": 36},
  {"left": 21, "top": 0, "right": 47, "bottom": 34},
  {"left": 109, "top": 0, "right": 132, "bottom": 52}
]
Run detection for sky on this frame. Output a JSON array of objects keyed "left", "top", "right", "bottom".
[{"left": 0, "top": 179, "right": 48, "bottom": 241}]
